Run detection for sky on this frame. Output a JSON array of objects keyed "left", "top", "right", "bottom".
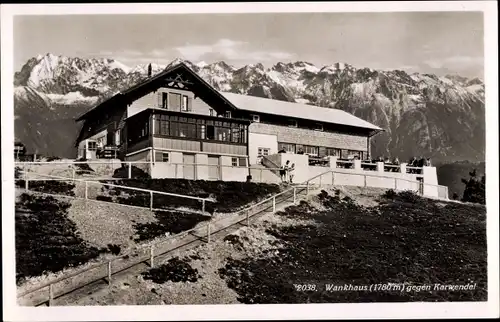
[{"left": 14, "top": 11, "right": 484, "bottom": 78}]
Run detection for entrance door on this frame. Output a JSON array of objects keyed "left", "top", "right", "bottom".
[
  {"left": 208, "top": 156, "right": 220, "bottom": 180},
  {"left": 183, "top": 153, "right": 196, "bottom": 180}
]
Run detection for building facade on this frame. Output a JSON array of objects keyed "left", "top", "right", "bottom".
[{"left": 75, "top": 62, "right": 383, "bottom": 181}]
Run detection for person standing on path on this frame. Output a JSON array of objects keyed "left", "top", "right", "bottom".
[{"left": 280, "top": 160, "right": 290, "bottom": 183}]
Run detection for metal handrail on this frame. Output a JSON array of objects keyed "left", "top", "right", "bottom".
[{"left": 18, "top": 171, "right": 214, "bottom": 203}]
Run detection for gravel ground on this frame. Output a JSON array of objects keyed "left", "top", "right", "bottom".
[
  {"left": 66, "top": 198, "right": 157, "bottom": 250},
  {"left": 67, "top": 203, "right": 315, "bottom": 306}
]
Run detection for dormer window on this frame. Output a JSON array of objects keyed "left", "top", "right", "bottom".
[
  {"left": 252, "top": 114, "right": 260, "bottom": 123},
  {"left": 288, "top": 119, "right": 298, "bottom": 128},
  {"left": 314, "top": 123, "right": 323, "bottom": 131}
]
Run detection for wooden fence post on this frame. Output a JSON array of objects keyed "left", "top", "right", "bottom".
[
  {"left": 25, "top": 172, "right": 29, "bottom": 191},
  {"left": 150, "top": 191, "right": 153, "bottom": 210},
  {"left": 128, "top": 162, "right": 132, "bottom": 179},
  {"left": 202, "top": 200, "right": 206, "bottom": 215},
  {"left": 364, "top": 175, "right": 367, "bottom": 187},
  {"left": 150, "top": 245, "right": 154, "bottom": 268},
  {"left": 72, "top": 168, "right": 76, "bottom": 180},
  {"left": 272, "top": 196, "right": 276, "bottom": 213},
  {"left": 306, "top": 182, "right": 309, "bottom": 194},
  {"left": 207, "top": 221, "right": 211, "bottom": 243},
  {"left": 48, "top": 284, "right": 54, "bottom": 306},
  {"left": 84, "top": 181, "right": 88, "bottom": 199},
  {"left": 108, "top": 261, "right": 112, "bottom": 285}
]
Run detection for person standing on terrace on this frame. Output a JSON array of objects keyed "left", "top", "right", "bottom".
[{"left": 289, "top": 163, "right": 295, "bottom": 184}]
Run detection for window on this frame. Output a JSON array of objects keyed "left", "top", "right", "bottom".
[
  {"left": 303, "top": 145, "right": 319, "bottom": 156},
  {"left": 231, "top": 157, "right": 247, "bottom": 167},
  {"left": 162, "top": 93, "right": 168, "bottom": 109},
  {"left": 206, "top": 125, "right": 215, "bottom": 140},
  {"left": 348, "top": 150, "right": 363, "bottom": 160},
  {"left": 225, "top": 111, "right": 232, "bottom": 118},
  {"left": 162, "top": 153, "right": 170, "bottom": 162},
  {"left": 314, "top": 123, "right": 324, "bottom": 131},
  {"left": 278, "top": 142, "right": 296, "bottom": 153},
  {"left": 209, "top": 108, "right": 214, "bottom": 116},
  {"left": 258, "top": 148, "right": 270, "bottom": 157},
  {"left": 326, "top": 148, "right": 341, "bottom": 157},
  {"left": 252, "top": 114, "right": 260, "bottom": 122},
  {"left": 152, "top": 115, "right": 248, "bottom": 144},
  {"left": 288, "top": 119, "right": 298, "bottom": 127},
  {"left": 181, "top": 95, "right": 189, "bottom": 111},
  {"left": 87, "top": 141, "right": 97, "bottom": 151}
]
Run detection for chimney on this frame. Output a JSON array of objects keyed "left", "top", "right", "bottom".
[{"left": 147, "top": 63, "right": 152, "bottom": 77}]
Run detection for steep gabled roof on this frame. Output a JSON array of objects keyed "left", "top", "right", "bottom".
[
  {"left": 75, "top": 62, "right": 238, "bottom": 122},
  {"left": 219, "top": 92, "right": 383, "bottom": 131}
]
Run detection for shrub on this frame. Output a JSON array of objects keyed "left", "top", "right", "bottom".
[
  {"left": 112, "top": 165, "right": 151, "bottom": 179},
  {"left": 141, "top": 256, "right": 201, "bottom": 283},
  {"left": 15, "top": 194, "right": 103, "bottom": 284},
  {"left": 461, "top": 170, "right": 485, "bottom": 204},
  {"left": 382, "top": 189, "right": 397, "bottom": 199}
]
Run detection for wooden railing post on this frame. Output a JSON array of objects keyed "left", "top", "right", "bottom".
[
  {"left": 48, "top": 284, "right": 54, "bottom": 306},
  {"left": 25, "top": 172, "right": 29, "bottom": 191},
  {"left": 72, "top": 168, "right": 76, "bottom": 180},
  {"left": 84, "top": 181, "right": 88, "bottom": 199},
  {"left": 246, "top": 210, "right": 250, "bottom": 226},
  {"left": 202, "top": 199, "right": 206, "bottom": 215},
  {"left": 306, "top": 182, "right": 310, "bottom": 194},
  {"left": 150, "top": 245, "right": 154, "bottom": 268},
  {"left": 108, "top": 261, "right": 112, "bottom": 284},
  {"left": 364, "top": 175, "right": 367, "bottom": 187},
  {"left": 128, "top": 162, "right": 132, "bottom": 179},
  {"left": 150, "top": 191, "right": 153, "bottom": 210},
  {"left": 272, "top": 196, "right": 276, "bottom": 213}
]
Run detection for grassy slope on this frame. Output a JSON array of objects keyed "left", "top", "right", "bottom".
[{"left": 219, "top": 189, "right": 487, "bottom": 303}]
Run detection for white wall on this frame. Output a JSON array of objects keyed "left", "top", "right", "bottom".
[
  {"left": 127, "top": 87, "right": 213, "bottom": 118},
  {"left": 220, "top": 156, "right": 248, "bottom": 182},
  {"left": 196, "top": 154, "right": 209, "bottom": 180},
  {"left": 248, "top": 132, "right": 278, "bottom": 164},
  {"left": 422, "top": 166, "right": 439, "bottom": 197}
]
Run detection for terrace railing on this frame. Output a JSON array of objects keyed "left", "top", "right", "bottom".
[
  {"left": 17, "top": 171, "right": 215, "bottom": 215},
  {"left": 15, "top": 161, "right": 282, "bottom": 183},
  {"left": 296, "top": 168, "right": 449, "bottom": 200}
]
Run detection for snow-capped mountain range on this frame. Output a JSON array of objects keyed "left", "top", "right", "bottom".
[{"left": 14, "top": 53, "right": 485, "bottom": 162}]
